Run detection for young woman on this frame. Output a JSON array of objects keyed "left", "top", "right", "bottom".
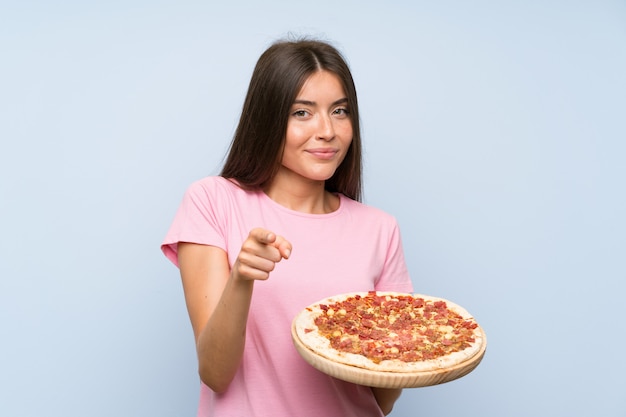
[{"left": 162, "top": 39, "right": 414, "bottom": 417}]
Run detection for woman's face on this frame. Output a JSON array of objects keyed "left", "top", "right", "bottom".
[{"left": 280, "top": 70, "right": 353, "bottom": 185}]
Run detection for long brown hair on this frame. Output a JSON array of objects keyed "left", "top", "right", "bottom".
[{"left": 220, "top": 39, "right": 362, "bottom": 201}]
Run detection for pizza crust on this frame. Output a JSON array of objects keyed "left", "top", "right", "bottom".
[{"left": 293, "top": 292, "right": 484, "bottom": 374}]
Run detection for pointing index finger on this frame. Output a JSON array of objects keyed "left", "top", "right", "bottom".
[
  {"left": 274, "top": 236, "right": 292, "bottom": 259},
  {"left": 251, "top": 228, "right": 275, "bottom": 244}
]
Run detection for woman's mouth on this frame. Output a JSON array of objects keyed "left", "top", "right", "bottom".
[{"left": 307, "top": 148, "right": 338, "bottom": 160}]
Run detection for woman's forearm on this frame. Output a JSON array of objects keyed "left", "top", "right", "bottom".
[
  {"left": 196, "top": 277, "right": 254, "bottom": 393},
  {"left": 178, "top": 231, "right": 291, "bottom": 394},
  {"left": 371, "top": 387, "right": 402, "bottom": 415}
]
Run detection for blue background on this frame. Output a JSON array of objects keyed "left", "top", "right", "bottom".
[{"left": 1, "top": 1, "right": 625, "bottom": 416}]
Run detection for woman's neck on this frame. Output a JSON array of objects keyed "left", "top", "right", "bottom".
[{"left": 264, "top": 171, "right": 339, "bottom": 214}]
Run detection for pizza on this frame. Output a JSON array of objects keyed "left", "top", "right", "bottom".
[{"left": 293, "top": 291, "right": 484, "bottom": 373}]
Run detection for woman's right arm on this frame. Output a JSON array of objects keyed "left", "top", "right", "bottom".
[{"left": 177, "top": 229, "right": 291, "bottom": 393}]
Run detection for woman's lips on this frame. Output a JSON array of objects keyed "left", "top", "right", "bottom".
[{"left": 306, "top": 148, "right": 338, "bottom": 160}]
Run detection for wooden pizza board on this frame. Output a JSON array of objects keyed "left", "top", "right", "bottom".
[{"left": 291, "top": 321, "right": 487, "bottom": 389}]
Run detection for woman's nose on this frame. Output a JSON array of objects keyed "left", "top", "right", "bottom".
[{"left": 316, "top": 114, "right": 335, "bottom": 141}]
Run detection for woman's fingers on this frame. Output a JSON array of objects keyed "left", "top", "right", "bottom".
[
  {"left": 233, "top": 228, "right": 292, "bottom": 281},
  {"left": 273, "top": 235, "right": 292, "bottom": 259}
]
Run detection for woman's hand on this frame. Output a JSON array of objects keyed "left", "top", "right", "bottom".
[{"left": 232, "top": 228, "right": 292, "bottom": 282}]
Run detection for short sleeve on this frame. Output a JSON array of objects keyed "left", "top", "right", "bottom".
[
  {"left": 374, "top": 219, "right": 414, "bottom": 293},
  {"left": 160, "top": 178, "right": 228, "bottom": 267}
]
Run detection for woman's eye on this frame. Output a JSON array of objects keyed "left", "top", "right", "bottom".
[
  {"left": 333, "top": 108, "right": 349, "bottom": 116},
  {"left": 292, "top": 110, "right": 309, "bottom": 117}
]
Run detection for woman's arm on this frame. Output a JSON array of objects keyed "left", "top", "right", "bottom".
[
  {"left": 371, "top": 387, "right": 403, "bottom": 415},
  {"left": 177, "top": 229, "right": 291, "bottom": 393},
  {"left": 178, "top": 242, "right": 251, "bottom": 393}
]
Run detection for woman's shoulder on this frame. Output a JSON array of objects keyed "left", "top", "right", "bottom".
[
  {"left": 180, "top": 176, "right": 257, "bottom": 211},
  {"left": 188, "top": 175, "right": 233, "bottom": 188},
  {"left": 186, "top": 176, "right": 247, "bottom": 196},
  {"left": 339, "top": 194, "right": 399, "bottom": 225}
]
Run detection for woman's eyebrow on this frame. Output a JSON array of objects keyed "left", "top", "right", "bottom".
[{"left": 292, "top": 97, "right": 348, "bottom": 106}]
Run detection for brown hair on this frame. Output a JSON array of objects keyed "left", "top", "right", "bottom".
[{"left": 220, "top": 38, "right": 362, "bottom": 201}]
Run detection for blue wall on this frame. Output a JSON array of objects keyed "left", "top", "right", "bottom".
[{"left": 1, "top": 1, "right": 625, "bottom": 416}]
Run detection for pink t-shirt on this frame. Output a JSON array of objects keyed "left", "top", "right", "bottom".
[{"left": 162, "top": 176, "right": 413, "bottom": 417}]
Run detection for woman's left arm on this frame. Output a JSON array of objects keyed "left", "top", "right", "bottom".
[{"left": 371, "top": 387, "right": 403, "bottom": 415}]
